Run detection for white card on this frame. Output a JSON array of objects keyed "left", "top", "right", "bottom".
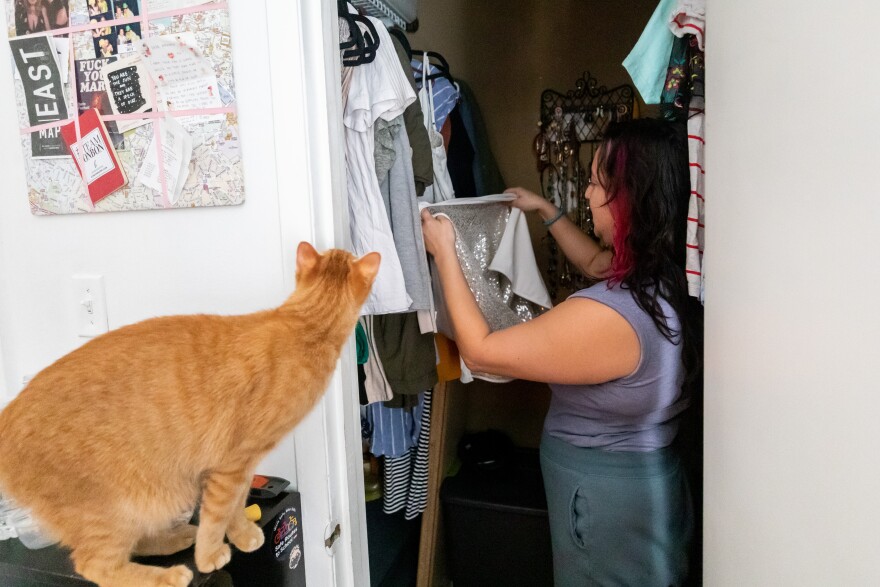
[
  {"left": 138, "top": 32, "right": 222, "bottom": 113},
  {"left": 137, "top": 117, "right": 194, "bottom": 204}
]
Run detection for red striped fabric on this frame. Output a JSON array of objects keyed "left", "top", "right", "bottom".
[{"left": 672, "top": 16, "right": 704, "bottom": 36}]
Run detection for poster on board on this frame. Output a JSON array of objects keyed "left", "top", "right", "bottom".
[
  {"left": 4, "top": 0, "right": 244, "bottom": 215},
  {"left": 9, "top": 34, "right": 69, "bottom": 158},
  {"left": 75, "top": 56, "right": 125, "bottom": 149}
]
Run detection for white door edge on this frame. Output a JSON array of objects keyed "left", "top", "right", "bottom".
[{"left": 266, "top": 0, "right": 369, "bottom": 586}]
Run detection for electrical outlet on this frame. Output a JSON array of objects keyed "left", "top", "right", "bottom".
[{"left": 73, "top": 275, "right": 108, "bottom": 338}]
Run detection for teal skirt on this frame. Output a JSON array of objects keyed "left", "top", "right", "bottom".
[{"left": 539, "top": 433, "right": 693, "bottom": 586}]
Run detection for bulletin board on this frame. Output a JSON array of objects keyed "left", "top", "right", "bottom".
[{"left": 5, "top": 0, "right": 244, "bottom": 215}]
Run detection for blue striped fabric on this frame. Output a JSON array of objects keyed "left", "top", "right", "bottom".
[
  {"left": 364, "top": 392, "right": 423, "bottom": 458},
  {"left": 382, "top": 389, "right": 433, "bottom": 519},
  {"left": 410, "top": 59, "right": 459, "bottom": 131}
]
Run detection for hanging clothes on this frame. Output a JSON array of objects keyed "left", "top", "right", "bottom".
[
  {"left": 410, "top": 59, "right": 460, "bottom": 132},
  {"left": 416, "top": 52, "right": 455, "bottom": 204},
  {"left": 343, "top": 13, "right": 416, "bottom": 315},
  {"left": 381, "top": 389, "right": 433, "bottom": 520},
  {"left": 374, "top": 117, "right": 402, "bottom": 180},
  {"left": 667, "top": 0, "right": 706, "bottom": 302},
  {"left": 685, "top": 105, "right": 705, "bottom": 302},
  {"left": 669, "top": 0, "right": 705, "bottom": 50},
  {"left": 434, "top": 333, "right": 463, "bottom": 383},
  {"left": 445, "top": 105, "right": 477, "bottom": 197},
  {"left": 373, "top": 312, "right": 437, "bottom": 404},
  {"left": 376, "top": 116, "right": 434, "bottom": 311},
  {"left": 660, "top": 0, "right": 705, "bottom": 122},
  {"left": 339, "top": 17, "right": 355, "bottom": 111},
  {"left": 388, "top": 35, "right": 434, "bottom": 198},
  {"left": 622, "top": 0, "right": 678, "bottom": 104},
  {"left": 364, "top": 397, "right": 419, "bottom": 459},
  {"left": 355, "top": 321, "right": 369, "bottom": 365},
  {"left": 455, "top": 80, "right": 507, "bottom": 197},
  {"left": 360, "top": 316, "right": 395, "bottom": 404},
  {"left": 659, "top": 35, "right": 692, "bottom": 122}
]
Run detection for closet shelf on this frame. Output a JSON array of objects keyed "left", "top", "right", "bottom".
[{"left": 349, "top": 0, "right": 419, "bottom": 31}]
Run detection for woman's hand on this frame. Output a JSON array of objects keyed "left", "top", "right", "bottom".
[
  {"left": 505, "top": 187, "right": 557, "bottom": 219},
  {"left": 420, "top": 209, "right": 456, "bottom": 259}
]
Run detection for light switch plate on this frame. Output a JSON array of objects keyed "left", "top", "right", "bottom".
[{"left": 73, "top": 275, "right": 109, "bottom": 338}]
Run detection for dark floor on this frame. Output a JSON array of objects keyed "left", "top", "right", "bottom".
[{"left": 365, "top": 500, "right": 421, "bottom": 587}]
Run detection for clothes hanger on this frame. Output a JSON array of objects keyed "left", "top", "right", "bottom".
[
  {"left": 411, "top": 50, "right": 451, "bottom": 72},
  {"left": 338, "top": 0, "right": 379, "bottom": 66},
  {"left": 411, "top": 50, "right": 455, "bottom": 85},
  {"left": 388, "top": 26, "right": 412, "bottom": 60}
]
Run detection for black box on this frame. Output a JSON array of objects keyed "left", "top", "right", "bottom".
[
  {"left": 227, "top": 490, "right": 306, "bottom": 587},
  {"left": 440, "top": 448, "right": 554, "bottom": 587}
]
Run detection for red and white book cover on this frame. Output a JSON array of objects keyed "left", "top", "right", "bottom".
[{"left": 60, "top": 108, "right": 127, "bottom": 205}]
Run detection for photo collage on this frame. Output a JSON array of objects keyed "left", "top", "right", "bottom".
[
  {"left": 88, "top": 0, "right": 140, "bottom": 58},
  {"left": 12, "top": 0, "right": 70, "bottom": 35},
  {"left": 12, "top": 1, "right": 141, "bottom": 58}
]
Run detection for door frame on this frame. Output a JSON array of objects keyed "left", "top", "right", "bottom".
[{"left": 267, "top": 0, "right": 369, "bottom": 585}]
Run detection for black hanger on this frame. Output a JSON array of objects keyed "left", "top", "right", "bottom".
[
  {"left": 412, "top": 50, "right": 451, "bottom": 72},
  {"left": 338, "top": 0, "right": 379, "bottom": 66},
  {"left": 388, "top": 27, "right": 412, "bottom": 60},
  {"left": 411, "top": 49, "right": 455, "bottom": 85},
  {"left": 424, "top": 66, "right": 455, "bottom": 85}
]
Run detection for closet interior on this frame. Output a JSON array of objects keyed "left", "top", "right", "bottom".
[{"left": 337, "top": 1, "right": 704, "bottom": 585}]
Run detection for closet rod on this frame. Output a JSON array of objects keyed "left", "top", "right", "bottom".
[{"left": 348, "top": 0, "right": 419, "bottom": 32}]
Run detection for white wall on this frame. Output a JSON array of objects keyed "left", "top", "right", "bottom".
[{"left": 705, "top": 2, "right": 880, "bottom": 584}]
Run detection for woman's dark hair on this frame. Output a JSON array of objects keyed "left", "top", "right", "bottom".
[{"left": 596, "top": 118, "right": 700, "bottom": 382}]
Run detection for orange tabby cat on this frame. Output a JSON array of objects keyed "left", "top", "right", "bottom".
[{"left": 0, "top": 242, "right": 379, "bottom": 587}]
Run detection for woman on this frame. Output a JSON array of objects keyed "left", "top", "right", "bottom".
[
  {"left": 16, "top": 0, "right": 50, "bottom": 35},
  {"left": 47, "top": 0, "right": 67, "bottom": 28},
  {"left": 421, "top": 118, "right": 696, "bottom": 586},
  {"left": 98, "top": 37, "right": 114, "bottom": 57},
  {"left": 124, "top": 25, "right": 140, "bottom": 42}
]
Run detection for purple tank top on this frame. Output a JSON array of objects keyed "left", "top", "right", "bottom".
[{"left": 544, "top": 282, "right": 689, "bottom": 451}]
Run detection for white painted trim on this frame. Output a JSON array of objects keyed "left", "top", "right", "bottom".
[
  {"left": 298, "top": 0, "right": 371, "bottom": 583},
  {"left": 268, "top": 0, "right": 368, "bottom": 586}
]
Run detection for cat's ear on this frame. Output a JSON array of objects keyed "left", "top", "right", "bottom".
[
  {"left": 296, "top": 241, "right": 320, "bottom": 274},
  {"left": 354, "top": 252, "right": 381, "bottom": 283}
]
